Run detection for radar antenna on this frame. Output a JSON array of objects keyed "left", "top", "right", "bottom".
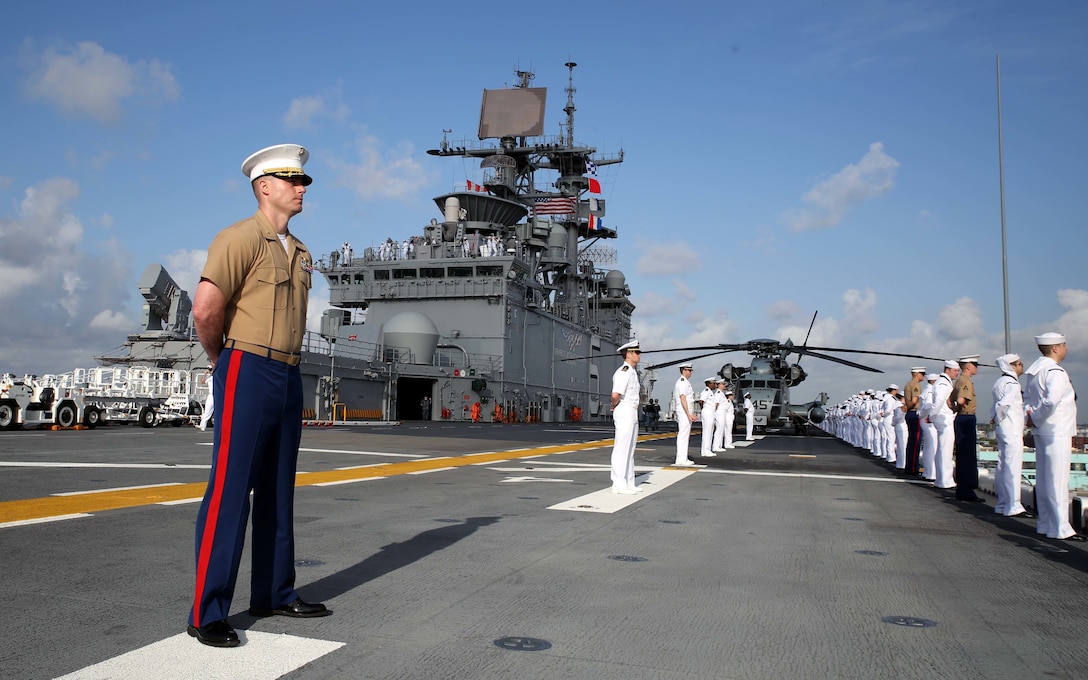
[{"left": 564, "top": 61, "right": 577, "bottom": 148}]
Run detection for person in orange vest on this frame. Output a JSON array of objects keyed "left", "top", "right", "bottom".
[
  {"left": 471, "top": 402, "right": 481, "bottom": 423},
  {"left": 493, "top": 404, "right": 503, "bottom": 423}
]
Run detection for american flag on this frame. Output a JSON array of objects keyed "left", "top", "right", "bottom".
[{"left": 532, "top": 196, "right": 576, "bottom": 215}]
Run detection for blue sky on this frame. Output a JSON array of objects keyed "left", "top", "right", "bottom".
[{"left": 1, "top": 1, "right": 1086, "bottom": 414}]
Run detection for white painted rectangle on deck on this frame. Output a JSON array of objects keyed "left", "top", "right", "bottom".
[
  {"left": 548, "top": 468, "right": 697, "bottom": 513},
  {"left": 314, "top": 476, "right": 387, "bottom": 487},
  {"left": 54, "top": 630, "right": 344, "bottom": 680}
]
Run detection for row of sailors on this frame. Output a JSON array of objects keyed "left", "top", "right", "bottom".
[{"left": 819, "top": 332, "right": 1082, "bottom": 543}]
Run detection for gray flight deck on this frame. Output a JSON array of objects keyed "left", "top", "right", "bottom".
[{"left": 3, "top": 424, "right": 1087, "bottom": 679}]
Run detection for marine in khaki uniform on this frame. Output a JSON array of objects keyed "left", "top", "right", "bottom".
[
  {"left": 951, "top": 354, "right": 983, "bottom": 502},
  {"left": 902, "top": 367, "right": 926, "bottom": 475},
  {"left": 188, "top": 144, "right": 329, "bottom": 649}
]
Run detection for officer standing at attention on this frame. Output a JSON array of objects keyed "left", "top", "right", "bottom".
[
  {"left": 188, "top": 144, "right": 330, "bottom": 648},
  {"left": 743, "top": 392, "right": 756, "bottom": 441},
  {"left": 991, "top": 353, "right": 1030, "bottom": 518},
  {"left": 673, "top": 363, "right": 697, "bottom": 466},
  {"left": 712, "top": 378, "right": 730, "bottom": 452},
  {"left": 609, "top": 340, "right": 642, "bottom": 494},
  {"left": 952, "top": 355, "right": 984, "bottom": 502},
  {"left": 1024, "top": 332, "right": 1084, "bottom": 541},
  {"left": 930, "top": 360, "right": 960, "bottom": 491},
  {"left": 902, "top": 367, "right": 926, "bottom": 475},
  {"left": 699, "top": 377, "right": 718, "bottom": 457},
  {"left": 918, "top": 373, "right": 939, "bottom": 481}
]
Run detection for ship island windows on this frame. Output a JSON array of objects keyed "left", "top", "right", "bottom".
[
  {"left": 374, "top": 270, "right": 390, "bottom": 280},
  {"left": 476, "top": 265, "right": 504, "bottom": 277},
  {"left": 393, "top": 269, "right": 417, "bottom": 279},
  {"left": 448, "top": 266, "right": 473, "bottom": 277},
  {"left": 420, "top": 267, "right": 444, "bottom": 279}
]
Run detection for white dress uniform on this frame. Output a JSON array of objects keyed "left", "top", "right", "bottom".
[
  {"left": 930, "top": 365, "right": 958, "bottom": 489},
  {"left": 991, "top": 354, "right": 1026, "bottom": 516},
  {"left": 893, "top": 396, "right": 908, "bottom": 468},
  {"left": 723, "top": 393, "right": 736, "bottom": 448},
  {"left": 881, "top": 390, "right": 897, "bottom": 462},
  {"left": 709, "top": 382, "right": 726, "bottom": 450},
  {"left": 918, "top": 376, "right": 939, "bottom": 480},
  {"left": 674, "top": 367, "right": 696, "bottom": 465},
  {"left": 610, "top": 342, "right": 641, "bottom": 493},
  {"left": 743, "top": 395, "right": 755, "bottom": 440},
  {"left": 699, "top": 381, "right": 717, "bottom": 457},
  {"left": 1024, "top": 335, "right": 1078, "bottom": 539}
]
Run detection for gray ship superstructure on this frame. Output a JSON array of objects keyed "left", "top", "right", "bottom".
[{"left": 318, "top": 64, "right": 633, "bottom": 422}]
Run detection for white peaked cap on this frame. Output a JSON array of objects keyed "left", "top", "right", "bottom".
[
  {"left": 910, "top": 366, "right": 926, "bottom": 373},
  {"left": 242, "top": 143, "right": 312, "bottom": 185},
  {"left": 617, "top": 340, "right": 640, "bottom": 354}
]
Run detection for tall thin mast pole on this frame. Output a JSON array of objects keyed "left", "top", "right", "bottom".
[{"left": 997, "top": 54, "right": 1011, "bottom": 354}]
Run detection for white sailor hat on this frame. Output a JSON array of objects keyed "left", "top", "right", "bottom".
[
  {"left": 888, "top": 384, "right": 899, "bottom": 391},
  {"left": 866, "top": 388, "right": 875, "bottom": 395},
  {"left": 716, "top": 377, "right": 727, "bottom": 383},
  {"left": 704, "top": 376, "right": 717, "bottom": 383},
  {"left": 678, "top": 363, "right": 693, "bottom": 371},
  {"left": 910, "top": 366, "right": 926, "bottom": 374},
  {"left": 1035, "top": 332, "right": 1066, "bottom": 346},
  {"left": 242, "top": 143, "right": 313, "bottom": 186},
  {"left": 744, "top": 391, "right": 751, "bottom": 397},
  {"left": 957, "top": 354, "right": 980, "bottom": 365},
  {"left": 943, "top": 359, "right": 960, "bottom": 370},
  {"left": 926, "top": 373, "right": 938, "bottom": 381},
  {"left": 725, "top": 389, "right": 734, "bottom": 395},
  {"left": 617, "top": 340, "right": 640, "bottom": 354}
]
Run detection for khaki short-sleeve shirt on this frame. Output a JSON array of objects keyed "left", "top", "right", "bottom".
[
  {"left": 903, "top": 378, "right": 922, "bottom": 411},
  {"left": 952, "top": 374, "right": 976, "bottom": 415},
  {"left": 201, "top": 211, "right": 312, "bottom": 354}
]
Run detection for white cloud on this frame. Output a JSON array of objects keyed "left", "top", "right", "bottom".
[
  {"left": 328, "top": 133, "right": 430, "bottom": 200},
  {"left": 162, "top": 249, "right": 211, "bottom": 299},
  {"left": 1055, "top": 288, "right": 1088, "bottom": 352},
  {"left": 634, "top": 240, "right": 701, "bottom": 275},
  {"left": 0, "top": 178, "right": 135, "bottom": 374},
  {"left": 767, "top": 300, "right": 802, "bottom": 322},
  {"left": 284, "top": 92, "right": 352, "bottom": 130},
  {"left": 936, "top": 296, "right": 984, "bottom": 340},
  {"left": 842, "top": 287, "right": 879, "bottom": 335},
  {"left": 24, "top": 41, "right": 179, "bottom": 123},
  {"left": 783, "top": 142, "right": 899, "bottom": 231},
  {"left": 633, "top": 280, "right": 697, "bottom": 317}
]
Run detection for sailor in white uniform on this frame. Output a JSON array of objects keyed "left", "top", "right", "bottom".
[
  {"left": 880, "top": 385, "right": 898, "bottom": 463},
  {"left": 743, "top": 392, "right": 755, "bottom": 441},
  {"left": 609, "top": 340, "right": 642, "bottom": 494},
  {"left": 699, "top": 377, "right": 718, "bottom": 457},
  {"left": 1024, "top": 332, "right": 1082, "bottom": 541},
  {"left": 917, "top": 374, "right": 939, "bottom": 480},
  {"left": 930, "top": 360, "right": 960, "bottom": 489},
  {"left": 712, "top": 379, "right": 730, "bottom": 452},
  {"left": 673, "top": 364, "right": 697, "bottom": 465},
  {"left": 991, "top": 353, "right": 1029, "bottom": 517}
]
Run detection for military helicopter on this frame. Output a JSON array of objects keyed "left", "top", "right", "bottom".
[{"left": 622, "top": 315, "right": 944, "bottom": 434}]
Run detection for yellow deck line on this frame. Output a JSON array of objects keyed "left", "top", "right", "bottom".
[{"left": 0, "top": 432, "right": 676, "bottom": 524}]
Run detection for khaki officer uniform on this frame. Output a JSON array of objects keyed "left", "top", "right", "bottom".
[
  {"left": 952, "top": 355, "right": 982, "bottom": 501},
  {"left": 202, "top": 210, "right": 313, "bottom": 363}
]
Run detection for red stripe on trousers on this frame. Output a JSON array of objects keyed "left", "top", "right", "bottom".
[{"left": 191, "top": 351, "right": 243, "bottom": 627}]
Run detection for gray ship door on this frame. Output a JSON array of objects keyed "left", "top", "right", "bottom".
[{"left": 398, "top": 377, "right": 436, "bottom": 420}]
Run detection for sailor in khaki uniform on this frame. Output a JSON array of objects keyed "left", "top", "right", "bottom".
[
  {"left": 952, "top": 355, "right": 983, "bottom": 501},
  {"left": 673, "top": 364, "right": 696, "bottom": 465},
  {"left": 1024, "top": 333, "right": 1083, "bottom": 541},
  {"left": 609, "top": 340, "right": 642, "bottom": 493}
]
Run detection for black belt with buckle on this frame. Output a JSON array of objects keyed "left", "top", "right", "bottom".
[{"left": 224, "top": 339, "right": 301, "bottom": 366}]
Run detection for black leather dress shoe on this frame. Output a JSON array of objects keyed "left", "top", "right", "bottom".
[
  {"left": 249, "top": 598, "right": 331, "bottom": 618},
  {"left": 1010, "top": 511, "right": 1036, "bottom": 519},
  {"left": 957, "top": 494, "right": 985, "bottom": 503},
  {"left": 187, "top": 620, "right": 240, "bottom": 647},
  {"left": 1060, "top": 534, "right": 1087, "bottom": 543}
]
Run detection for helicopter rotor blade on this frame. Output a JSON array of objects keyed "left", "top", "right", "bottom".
[
  {"left": 791, "top": 347, "right": 883, "bottom": 373},
  {"left": 646, "top": 350, "right": 732, "bottom": 370},
  {"left": 802, "top": 346, "right": 946, "bottom": 362}
]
